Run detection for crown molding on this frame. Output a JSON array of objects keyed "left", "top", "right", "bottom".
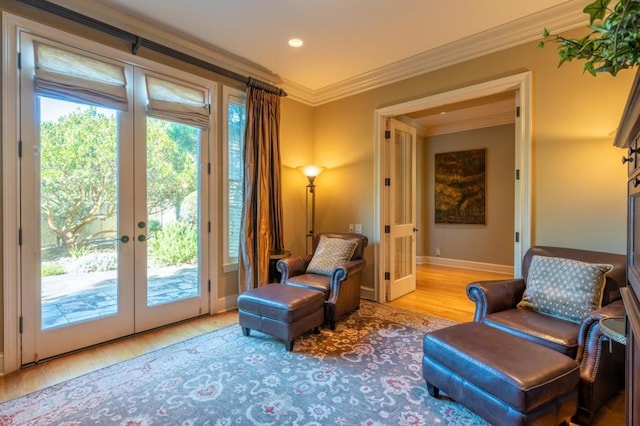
[
  {"left": 293, "top": 0, "right": 592, "bottom": 106},
  {"left": 46, "top": 0, "right": 590, "bottom": 107}
]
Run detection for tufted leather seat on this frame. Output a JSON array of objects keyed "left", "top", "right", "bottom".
[
  {"left": 277, "top": 232, "right": 368, "bottom": 330},
  {"left": 466, "top": 246, "right": 626, "bottom": 425}
]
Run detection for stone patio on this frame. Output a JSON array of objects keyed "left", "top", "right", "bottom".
[{"left": 41, "top": 266, "right": 198, "bottom": 329}]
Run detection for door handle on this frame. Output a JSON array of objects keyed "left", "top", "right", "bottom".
[
  {"left": 413, "top": 227, "right": 419, "bottom": 232},
  {"left": 137, "top": 234, "right": 146, "bottom": 242},
  {"left": 120, "top": 235, "right": 130, "bottom": 243}
]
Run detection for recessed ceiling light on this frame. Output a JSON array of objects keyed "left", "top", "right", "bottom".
[
  {"left": 288, "top": 38, "right": 303, "bottom": 48},
  {"left": 439, "top": 111, "right": 447, "bottom": 115}
]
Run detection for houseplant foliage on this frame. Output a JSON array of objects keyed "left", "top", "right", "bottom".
[{"left": 539, "top": 0, "right": 640, "bottom": 76}]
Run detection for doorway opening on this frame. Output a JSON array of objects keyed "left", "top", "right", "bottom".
[{"left": 373, "top": 72, "right": 532, "bottom": 303}]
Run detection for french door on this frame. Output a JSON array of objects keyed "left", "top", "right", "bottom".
[
  {"left": 19, "top": 35, "right": 211, "bottom": 364},
  {"left": 386, "top": 118, "right": 417, "bottom": 301}
]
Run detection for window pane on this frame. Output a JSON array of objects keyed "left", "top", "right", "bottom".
[{"left": 227, "top": 98, "right": 246, "bottom": 263}]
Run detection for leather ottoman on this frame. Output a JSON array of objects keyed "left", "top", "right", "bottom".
[
  {"left": 238, "top": 283, "right": 324, "bottom": 351},
  {"left": 423, "top": 322, "right": 579, "bottom": 425}
]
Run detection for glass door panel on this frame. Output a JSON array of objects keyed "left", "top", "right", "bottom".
[
  {"left": 39, "top": 98, "right": 121, "bottom": 329},
  {"left": 145, "top": 117, "right": 201, "bottom": 307},
  {"left": 394, "top": 235, "right": 414, "bottom": 281}
]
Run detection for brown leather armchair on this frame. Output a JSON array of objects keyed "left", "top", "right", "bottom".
[
  {"left": 276, "top": 232, "right": 368, "bottom": 330},
  {"left": 466, "top": 246, "right": 626, "bottom": 425}
]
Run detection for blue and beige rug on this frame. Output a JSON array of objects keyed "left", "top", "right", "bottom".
[{"left": 0, "top": 301, "right": 488, "bottom": 425}]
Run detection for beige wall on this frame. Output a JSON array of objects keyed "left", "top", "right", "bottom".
[
  {"left": 422, "top": 125, "right": 515, "bottom": 266},
  {"left": 311, "top": 28, "right": 634, "bottom": 293}
]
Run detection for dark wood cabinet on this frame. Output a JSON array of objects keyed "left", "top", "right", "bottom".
[{"left": 614, "top": 70, "right": 640, "bottom": 426}]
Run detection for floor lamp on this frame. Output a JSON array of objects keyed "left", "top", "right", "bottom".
[{"left": 297, "top": 165, "right": 325, "bottom": 254}]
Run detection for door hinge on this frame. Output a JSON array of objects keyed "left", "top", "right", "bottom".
[
  {"left": 18, "top": 228, "right": 22, "bottom": 246},
  {"left": 515, "top": 232, "right": 520, "bottom": 243},
  {"left": 384, "top": 272, "right": 390, "bottom": 280},
  {"left": 17, "top": 52, "right": 21, "bottom": 70},
  {"left": 18, "top": 140, "right": 22, "bottom": 158},
  {"left": 516, "top": 106, "right": 521, "bottom": 117},
  {"left": 384, "top": 177, "right": 391, "bottom": 186},
  {"left": 208, "top": 163, "right": 211, "bottom": 175},
  {"left": 385, "top": 130, "right": 391, "bottom": 139},
  {"left": 208, "top": 279, "right": 211, "bottom": 292},
  {"left": 515, "top": 169, "right": 520, "bottom": 180},
  {"left": 208, "top": 221, "right": 211, "bottom": 233},
  {"left": 384, "top": 225, "right": 390, "bottom": 234},
  {"left": 19, "top": 316, "right": 23, "bottom": 334}
]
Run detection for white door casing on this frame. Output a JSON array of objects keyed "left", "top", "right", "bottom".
[{"left": 374, "top": 72, "right": 532, "bottom": 303}]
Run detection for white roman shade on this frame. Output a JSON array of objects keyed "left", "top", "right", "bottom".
[
  {"left": 146, "top": 75, "right": 210, "bottom": 128},
  {"left": 33, "top": 42, "right": 128, "bottom": 111}
]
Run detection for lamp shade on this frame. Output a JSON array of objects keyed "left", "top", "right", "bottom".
[{"left": 297, "top": 165, "right": 325, "bottom": 178}]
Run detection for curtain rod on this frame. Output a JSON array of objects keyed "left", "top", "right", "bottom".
[{"left": 16, "top": 0, "right": 287, "bottom": 97}]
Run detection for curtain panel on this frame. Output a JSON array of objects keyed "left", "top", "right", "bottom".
[{"left": 239, "top": 86, "right": 285, "bottom": 292}]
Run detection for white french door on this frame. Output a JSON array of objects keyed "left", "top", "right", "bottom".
[
  {"left": 19, "top": 34, "right": 211, "bottom": 364},
  {"left": 386, "top": 118, "right": 417, "bottom": 301}
]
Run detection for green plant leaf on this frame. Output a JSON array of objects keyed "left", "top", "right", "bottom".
[{"left": 584, "top": 0, "right": 612, "bottom": 24}]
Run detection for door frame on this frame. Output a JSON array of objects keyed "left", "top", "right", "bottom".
[
  {"left": 373, "top": 72, "right": 532, "bottom": 303},
  {"left": 2, "top": 13, "right": 219, "bottom": 374}
]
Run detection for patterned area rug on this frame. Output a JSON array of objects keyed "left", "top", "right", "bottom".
[{"left": 0, "top": 301, "right": 488, "bottom": 425}]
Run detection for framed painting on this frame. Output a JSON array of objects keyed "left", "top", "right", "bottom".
[{"left": 434, "top": 148, "right": 486, "bottom": 224}]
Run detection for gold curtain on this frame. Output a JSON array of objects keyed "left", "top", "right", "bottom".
[{"left": 239, "top": 84, "right": 284, "bottom": 292}]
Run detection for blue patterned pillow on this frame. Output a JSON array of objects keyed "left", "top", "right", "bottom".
[
  {"left": 517, "top": 255, "right": 612, "bottom": 323},
  {"left": 306, "top": 236, "right": 358, "bottom": 276}
]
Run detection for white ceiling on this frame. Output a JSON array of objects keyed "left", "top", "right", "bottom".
[
  {"left": 95, "top": 0, "right": 575, "bottom": 91},
  {"left": 57, "top": 0, "right": 592, "bottom": 105}
]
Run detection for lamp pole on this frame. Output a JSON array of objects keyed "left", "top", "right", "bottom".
[
  {"left": 297, "top": 165, "right": 325, "bottom": 255},
  {"left": 305, "top": 175, "right": 316, "bottom": 254}
]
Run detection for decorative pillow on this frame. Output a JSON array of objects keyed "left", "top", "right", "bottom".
[
  {"left": 517, "top": 255, "right": 612, "bottom": 323},
  {"left": 306, "top": 236, "right": 358, "bottom": 276}
]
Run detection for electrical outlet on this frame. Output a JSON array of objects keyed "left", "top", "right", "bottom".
[
  {"left": 436, "top": 248, "right": 441, "bottom": 256},
  {"left": 348, "top": 224, "right": 354, "bottom": 232},
  {"left": 354, "top": 224, "right": 363, "bottom": 234}
]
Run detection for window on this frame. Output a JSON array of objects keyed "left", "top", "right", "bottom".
[{"left": 223, "top": 87, "right": 247, "bottom": 268}]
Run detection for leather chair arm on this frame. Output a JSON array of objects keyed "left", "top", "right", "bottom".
[
  {"left": 576, "top": 299, "right": 626, "bottom": 364},
  {"left": 466, "top": 279, "right": 526, "bottom": 322},
  {"left": 276, "top": 255, "right": 312, "bottom": 282},
  {"left": 328, "top": 259, "right": 366, "bottom": 304}
]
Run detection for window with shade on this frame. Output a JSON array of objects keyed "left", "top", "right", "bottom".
[{"left": 223, "top": 87, "right": 247, "bottom": 268}]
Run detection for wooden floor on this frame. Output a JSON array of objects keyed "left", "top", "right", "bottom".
[
  {"left": 0, "top": 264, "right": 625, "bottom": 424},
  {"left": 0, "top": 311, "right": 238, "bottom": 403},
  {"left": 388, "top": 263, "right": 512, "bottom": 322}
]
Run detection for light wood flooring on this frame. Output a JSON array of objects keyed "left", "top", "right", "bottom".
[{"left": 0, "top": 264, "right": 625, "bottom": 425}]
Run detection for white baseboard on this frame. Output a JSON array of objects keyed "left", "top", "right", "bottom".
[
  {"left": 418, "top": 256, "right": 514, "bottom": 275},
  {"left": 360, "top": 286, "right": 375, "bottom": 301},
  {"left": 215, "top": 295, "right": 238, "bottom": 313}
]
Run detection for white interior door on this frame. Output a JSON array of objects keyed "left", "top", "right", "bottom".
[{"left": 386, "top": 118, "right": 417, "bottom": 301}]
